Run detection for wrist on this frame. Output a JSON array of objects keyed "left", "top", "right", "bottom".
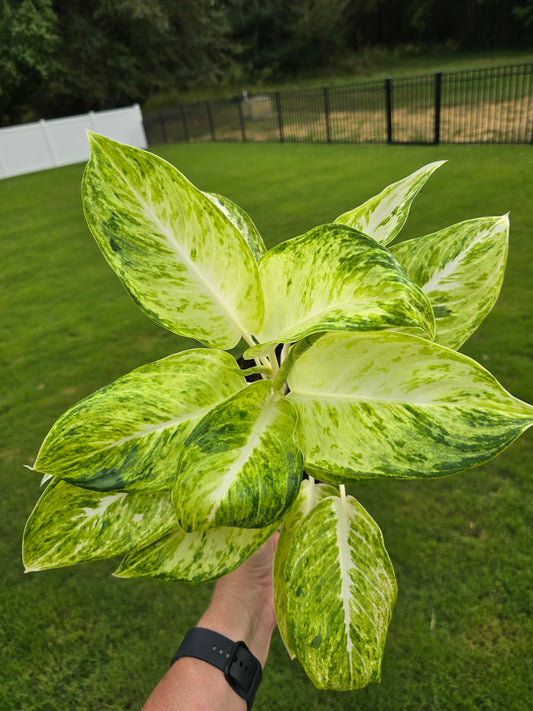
[{"left": 199, "top": 578, "right": 276, "bottom": 668}]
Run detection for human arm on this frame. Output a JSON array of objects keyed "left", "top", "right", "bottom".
[{"left": 142, "top": 532, "right": 279, "bottom": 711}]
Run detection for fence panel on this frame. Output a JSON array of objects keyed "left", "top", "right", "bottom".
[
  {"left": 279, "top": 88, "right": 328, "bottom": 143},
  {"left": 144, "top": 109, "right": 187, "bottom": 145},
  {"left": 0, "top": 105, "right": 146, "bottom": 179},
  {"left": 441, "top": 64, "right": 532, "bottom": 143},
  {"left": 144, "top": 63, "right": 532, "bottom": 148},
  {"left": 239, "top": 95, "right": 280, "bottom": 142},
  {"left": 389, "top": 74, "right": 435, "bottom": 144},
  {"left": 182, "top": 102, "right": 212, "bottom": 142},
  {"left": 209, "top": 99, "right": 243, "bottom": 141},
  {"left": 328, "top": 81, "right": 387, "bottom": 143}
]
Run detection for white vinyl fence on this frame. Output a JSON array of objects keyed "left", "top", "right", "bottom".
[{"left": 0, "top": 104, "right": 147, "bottom": 179}]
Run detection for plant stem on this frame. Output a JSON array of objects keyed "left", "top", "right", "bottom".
[
  {"left": 340, "top": 484, "right": 346, "bottom": 501},
  {"left": 242, "top": 331, "right": 257, "bottom": 348},
  {"left": 268, "top": 346, "right": 279, "bottom": 379},
  {"left": 255, "top": 355, "right": 271, "bottom": 373}
]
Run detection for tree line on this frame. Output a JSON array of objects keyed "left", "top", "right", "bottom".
[{"left": 1, "top": 0, "right": 531, "bottom": 126}]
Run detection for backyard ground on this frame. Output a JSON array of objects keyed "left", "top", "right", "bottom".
[{"left": 1, "top": 142, "right": 532, "bottom": 710}]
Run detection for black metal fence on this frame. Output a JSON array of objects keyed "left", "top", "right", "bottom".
[{"left": 144, "top": 63, "right": 532, "bottom": 147}]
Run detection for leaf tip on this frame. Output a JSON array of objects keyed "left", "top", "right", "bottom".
[
  {"left": 86, "top": 129, "right": 99, "bottom": 145},
  {"left": 22, "top": 552, "right": 42, "bottom": 573},
  {"left": 424, "top": 159, "right": 447, "bottom": 174},
  {"left": 86, "top": 131, "right": 113, "bottom": 154}
]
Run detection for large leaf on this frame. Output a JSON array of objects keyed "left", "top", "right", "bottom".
[
  {"left": 335, "top": 161, "right": 445, "bottom": 245},
  {"left": 284, "top": 493, "right": 397, "bottom": 689},
  {"left": 287, "top": 331, "right": 533, "bottom": 481},
  {"left": 33, "top": 349, "right": 246, "bottom": 492},
  {"left": 23, "top": 480, "right": 176, "bottom": 571},
  {"left": 83, "top": 133, "right": 263, "bottom": 349},
  {"left": 204, "top": 192, "right": 266, "bottom": 260},
  {"left": 174, "top": 380, "right": 302, "bottom": 530},
  {"left": 273, "top": 479, "right": 339, "bottom": 658},
  {"left": 115, "top": 519, "right": 279, "bottom": 583},
  {"left": 391, "top": 216, "right": 509, "bottom": 349},
  {"left": 245, "top": 223, "right": 435, "bottom": 359}
]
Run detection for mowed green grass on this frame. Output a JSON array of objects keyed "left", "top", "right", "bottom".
[{"left": 1, "top": 143, "right": 532, "bottom": 710}]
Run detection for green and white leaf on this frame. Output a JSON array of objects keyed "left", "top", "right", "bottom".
[
  {"left": 204, "top": 192, "right": 266, "bottom": 260},
  {"left": 284, "top": 493, "right": 397, "bottom": 689},
  {"left": 391, "top": 215, "right": 509, "bottom": 349},
  {"left": 115, "top": 519, "right": 279, "bottom": 583},
  {"left": 245, "top": 223, "right": 435, "bottom": 359},
  {"left": 174, "top": 380, "right": 302, "bottom": 530},
  {"left": 335, "top": 161, "right": 445, "bottom": 245},
  {"left": 287, "top": 331, "right": 533, "bottom": 482},
  {"left": 274, "top": 479, "right": 339, "bottom": 658},
  {"left": 34, "top": 350, "right": 246, "bottom": 492},
  {"left": 83, "top": 133, "right": 263, "bottom": 349},
  {"left": 23, "top": 480, "right": 176, "bottom": 571}
]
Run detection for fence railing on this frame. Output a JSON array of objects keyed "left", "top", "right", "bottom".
[{"left": 144, "top": 63, "right": 532, "bottom": 147}]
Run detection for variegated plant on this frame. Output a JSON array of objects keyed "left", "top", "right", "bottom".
[{"left": 23, "top": 134, "right": 533, "bottom": 690}]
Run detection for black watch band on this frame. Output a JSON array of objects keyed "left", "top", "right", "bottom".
[{"left": 170, "top": 627, "right": 262, "bottom": 711}]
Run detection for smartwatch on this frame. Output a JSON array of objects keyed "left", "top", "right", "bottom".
[{"left": 171, "top": 627, "right": 262, "bottom": 710}]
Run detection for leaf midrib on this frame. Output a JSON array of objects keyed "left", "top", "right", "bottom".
[
  {"left": 108, "top": 157, "right": 251, "bottom": 340},
  {"left": 39, "top": 412, "right": 198, "bottom": 469},
  {"left": 288, "top": 389, "right": 532, "bottom": 416},
  {"left": 206, "top": 394, "right": 278, "bottom": 523}
]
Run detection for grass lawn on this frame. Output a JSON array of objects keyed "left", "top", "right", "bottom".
[{"left": 1, "top": 142, "right": 532, "bottom": 710}]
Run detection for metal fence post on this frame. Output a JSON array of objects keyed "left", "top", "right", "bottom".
[
  {"left": 323, "top": 87, "right": 331, "bottom": 143},
  {"left": 385, "top": 77, "right": 393, "bottom": 144},
  {"left": 180, "top": 106, "right": 190, "bottom": 143},
  {"left": 205, "top": 100, "right": 216, "bottom": 142},
  {"left": 237, "top": 101, "right": 247, "bottom": 142},
  {"left": 434, "top": 72, "right": 442, "bottom": 145},
  {"left": 275, "top": 91, "right": 284, "bottom": 142},
  {"left": 158, "top": 110, "right": 168, "bottom": 143}
]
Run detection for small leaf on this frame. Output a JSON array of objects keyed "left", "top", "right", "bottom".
[
  {"left": 83, "top": 133, "right": 263, "bottom": 349},
  {"left": 204, "top": 192, "right": 266, "bottom": 260},
  {"left": 335, "top": 161, "right": 445, "bottom": 245},
  {"left": 274, "top": 479, "right": 339, "bottom": 658},
  {"left": 273, "top": 336, "right": 321, "bottom": 392},
  {"left": 34, "top": 349, "right": 246, "bottom": 492},
  {"left": 174, "top": 380, "right": 303, "bottom": 530},
  {"left": 284, "top": 493, "right": 397, "bottom": 689},
  {"left": 391, "top": 216, "right": 509, "bottom": 349},
  {"left": 23, "top": 480, "right": 176, "bottom": 571},
  {"left": 287, "top": 331, "right": 533, "bottom": 481},
  {"left": 244, "top": 223, "right": 435, "bottom": 359},
  {"left": 115, "top": 519, "right": 279, "bottom": 583}
]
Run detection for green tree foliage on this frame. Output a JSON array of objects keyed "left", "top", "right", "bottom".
[
  {"left": 1, "top": 0, "right": 234, "bottom": 124},
  {"left": 0, "top": 0, "right": 58, "bottom": 124},
  {"left": 0, "top": 0, "right": 530, "bottom": 125},
  {"left": 44, "top": 0, "right": 234, "bottom": 116}
]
